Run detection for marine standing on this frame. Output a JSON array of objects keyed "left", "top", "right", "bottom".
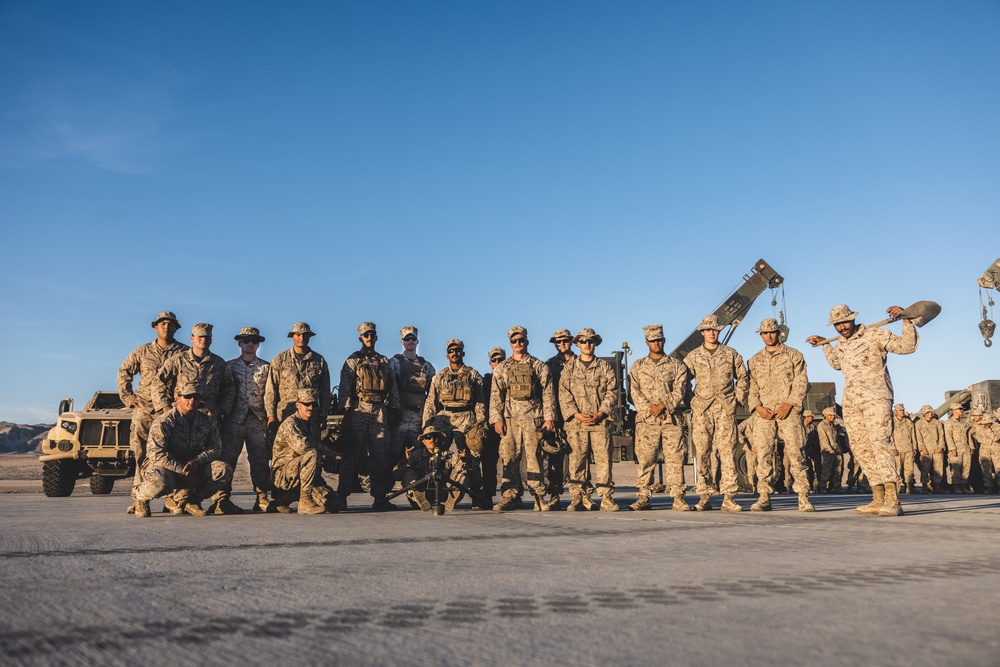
[
  {"left": 480, "top": 347, "right": 506, "bottom": 505},
  {"left": 264, "top": 322, "right": 332, "bottom": 440},
  {"left": 944, "top": 404, "right": 974, "bottom": 494},
  {"left": 389, "top": 326, "right": 436, "bottom": 467},
  {"left": 915, "top": 405, "right": 945, "bottom": 494},
  {"left": 152, "top": 323, "right": 236, "bottom": 424},
  {"left": 544, "top": 328, "right": 575, "bottom": 506},
  {"left": 817, "top": 407, "right": 842, "bottom": 492},
  {"left": 891, "top": 404, "right": 918, "bottom": 494}
]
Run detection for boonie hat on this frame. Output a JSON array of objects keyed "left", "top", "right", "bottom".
[
  {"left": 827, "top": 304, "right": 859, "bottom": 326},
  {"left": 288, "top": 322, "right": 316, "bottom": 337},
  {"left": 549, "top": 328, "right": 572, "bottom": 343},
  {"left": 697, "top": 315, "right": 724, "bottom": 331},
  {"left": 756, "top": 318, "right": 781, "bottom": 334},
  {"left": 235, "top": 326, "right": 265, "bottom": 343},
  {"left": 822, "top": 407, "right": 836, "bottom": 417},
  {"left": 573, "top": 328, "right": 603, "bottom": 346},
  {"left": 151, "top": 311, "right": 180, "bottom": 328}
]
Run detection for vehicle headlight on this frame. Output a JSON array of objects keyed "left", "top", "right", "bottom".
[
  {"left": 61, "top": 420, "right": 78, "bottom": 434},
  {"left": 58, "top": 440, "right": 74, "bottom": 452}
]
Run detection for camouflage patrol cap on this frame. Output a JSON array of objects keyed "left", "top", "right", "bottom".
[
  {"left": 756, "top": 318, "right": 781, "bottom": 334},
  {"left": 573, "top": 328, "right": 603, "bottom": 346},
  {"left": 234, "top": 326, "right": 265, "bottom": 342},
  {"left": 894, "top": 403, "right": 905, "bottom": 411},
  {"left": 357, "top": 322, "right": 377, "bottom": 336},
  {"left": 549, "top": 328, "right": 572, "bottom": 343},
  {"left": 489, "top": 347, "right": 506, "bottom": 361},
  {"left": 822, "top": 407, "right": 836, "bottom": 417},
  {"left": 296, "top": 388, "right": 320, "bottom": 405},
  {"left": 919, "top": 405, "right": 934, "bottom": 415},
  {"left": 175, "top": 381, "right": 200, "bottom": 398},
  {"left": 802, "top": 410, "right": 814, "bottom": 419},
  {"left": 192, "top": 323, "right": 213, "bottom": 337},
  {"left": 288, "top": 322, "right": 316, "bottom": 337},
  {"left": 400, "top": 325, "right": 418, "bottom": 338},
  {"left": 421, "top": 415, "right": 453, "bottom": 439},
  {"left": 697, "top": 315, "right": 724, "bottom": 331},
  {"left": 970, "top": 406, "right": 984, "bottom": 416},
  {"left": 151, "top": 311, "right": 180, "bottom": 328},
  {"left": 642, "top": 324, "right": 665, "bottom": 341},
  {"left": 950, "top": 403, "right": 964, "bottom": 412},
  {"left": 508, "top": 325, "right": 528, "bottom": 340},
  {"left": 446, "top": 338, "right": 464, "bottom": 351},
  {"left": 827, "top": 304, "right": 858, "bottom": 326}
]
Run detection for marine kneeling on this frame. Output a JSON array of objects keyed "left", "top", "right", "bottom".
[
  {"left": 270, "top": 389, "right": 344, "bottom": 515},
  {"left": 133, "top": 382, "right": 234, "bottom": 518},
  {"left": 398, "top": 416, "right": 468, "bottom": 511}
]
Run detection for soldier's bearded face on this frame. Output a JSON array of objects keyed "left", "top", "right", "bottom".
[
  {"left": 296, "top": 402, "right": 315, "bottom": 419},
  {"left": 834, "top": 321, "right": 857, "bottom": 338}
]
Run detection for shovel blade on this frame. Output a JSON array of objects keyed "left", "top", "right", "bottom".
[{"left": 900, "top": 300, "right": 941, "bottom": 328}]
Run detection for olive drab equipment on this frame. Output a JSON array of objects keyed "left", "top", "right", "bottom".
[
  {"left": 508, "top": 360, "right": 538, "bottom": 401},
  {"left": 438, "top": 367, "right": 474, "bottom": 410},
  {"left": 356, "top": 359, "right": 388, "bottom": 403},
  {"left": 398, "top": 356, "right": 432, "bottom": 410}
]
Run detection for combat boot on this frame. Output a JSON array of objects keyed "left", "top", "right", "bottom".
[
  {"left": 580, "top": 493, "right": 596, "bottom": 511},
  {"left": 126, "top": 502, "right": 136, "bottom": 515},
  {"left": 252, "top": 491, "right": 271, "bottom": 513},
  {"left": 694, "top": 494, "right": 713, "bottom": 511},
  {"left": 325, "top": 491, "right": 348, "bottom": 513},
  {"left": 905, "top": 481, "right": 915, "bottom": 495},
  {"left": 545, "top": 494, "right": 562, "bottom": 511},
  {"left": 720, "top": 495, "right": 742, "bottom": 512},
  {"left": 599, "top": 492, "right": 620, "bottom": 512},
  {"left": 212, "top": 495, "right": 245, "bottom": 515},
  {"left": 135, "top": 499, "right": 151, "bottom": 518},
  {"left": 183, "top": 501, "right": 208, "bottom": 517},
  {"left": 493, "top": 489, "right": 518, "bottom": 512},
  {"left": 566, "top": 493, "right": 584, "bottom": 512},
  {"left": 298, "top": 490, "right": 327, "bottom": 515},
  {"left": 671, "top": 492, "right": 692, "bottom": 511},
  {"left": 797, "top": 493, "right": 815, "bottom": 512},
  {"left": 444, "top": 491, "right": 462, "bottom": 512},
  {"left": 532, "top": 492, "right": 546, "bottom": 511},
  {"left": 272, "top": 489, "right": 294, "bottom": 514},
  {"left": 650, "top": 483, "right": 666, "bottom": 494},
  {"left": 630, "top": 495, "right": 652, "bottom": 511},
  {"left": 407, "top": 490, "right": 432, "bottom": 511},
  {"left": 163, "top": 496, "right": 183, "bottom": 515},
  {"left": 855, "top": 485, "right": 885, "bottom": 515},
  {"left": 750, "top": 492, "right": 771, "bottom": 512},
  {"left": 372, "top": 497, "right": 399, "bottom": 512},
  {"left": 878, "top": 483, "right": 903, "bottom": 517}
]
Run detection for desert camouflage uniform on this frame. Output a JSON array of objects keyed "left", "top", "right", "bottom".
[
  {"left": 423, "top": 365, "right": 486, "bottom": 496},
  {"left": 972, "top": 418, "right": 1000, "bottom": 492},
  {"left": 628, "top": 354, "right": 690, "bottom": 498},
  {"left": 945, "top": 416, "right": 974, "bottom": 489},
  {"left": 803, "top": 417, "right": 821, "bottom": 490},
  {"left": 490, "top": 355, "right": 556, "bottom": 496},
  {"left": 916, "top": 417, "right": 946, "bottom": 489},
  {"left": 559, "top": 356, "right": 618, "bottom": 497},
  {"left": 544, "top": 352, "right": 574, "bottom": 496},
  {"left": 684, "top": 344, "right": 749, "bottom": 496},
  {"left": 389, "top": 354, "right": 436, "bottom": 460},
  {"left": 892, "top": 412, "right": 918, "bottom": 488},
  {"left": 222, "top": 355, "right": 271, "bottom": 495},
  {"left": 264, "top": 348, "right": 332, "bottom": 435},
  {"left": 739, "top": 418, "right": 757, "bottom": 492},
  {"left": 821, "top": 321, "right": 917, "bottom": 486},
  {"left": 271, "top": 411, "right": 336, "bottom": 500},
  {"left": 135, "top": 408, "right": 233, "bottom": 504},
  {"left": 117, "top": 340, "right": 190, "bottom": 495},
  {"left": 817, "top": 420, "right": 841, "bottom": 491},
  {"left": 338, "top": 351, "right": 400, "bottom": 500},
  {"left": 153, "top": 350, "right": 236, "bottom": 422},
  {"left": 481, "top": 371, "right": 501, "bottom": 497},
  {"left": 747, "top": 344, "right": 810, "bottom": 495}
]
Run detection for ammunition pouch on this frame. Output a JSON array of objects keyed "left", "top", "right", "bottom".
[
  {"left": 356, "top": 362, "right": 387, "bottom": 402},
  {"left": 464, "top": 423, "right": 487, "bottom": 457},
  {"left": 508, "top": 361, "right": 537, "bottom": 401}
]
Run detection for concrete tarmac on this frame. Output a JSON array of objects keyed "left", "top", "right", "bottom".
[{"left": 2, "top": 487, "right": 999, "bottom": 667}]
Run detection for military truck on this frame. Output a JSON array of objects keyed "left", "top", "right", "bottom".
[{"left": 38, "top": 391, "right": 134, "bottom": 497}]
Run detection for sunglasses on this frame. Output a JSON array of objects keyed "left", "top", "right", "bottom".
[
  {"left": 239, "top": 339, "right": 259, "bottom": 345},
  {"left": 402, "top": 336, "right": 417, "bottom": 342},
  {"left": 361, "top": 332, "right": 376, "bottom": 338},
  {"left": 510, "top": 338, "right": 527, "bottom": 345},
  {"left": 578, "top": 340, "right": 596, "bottom": 345},
  {"left": 490, "top": 356, "right": 503, "bottom": 362},
  {"left": 448, "top": 347, "right": 462, "bottom": 353}
]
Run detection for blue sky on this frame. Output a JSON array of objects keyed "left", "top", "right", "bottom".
[{"left": 1, "top": 1, "right": 998, "bottom": 424}]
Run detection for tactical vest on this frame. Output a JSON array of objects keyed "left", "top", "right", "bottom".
[
  {"left": 397, "top": 355, "right": 430, "bottom": 410},
  {"left": 356, "top": 359, "right": 388, "bottom": 403},
  {"left": 439, "top": 367, "right": 474, "bottom": 409},
  {"left": 508, "top": 360, "right": 537, "bottom": 401}
]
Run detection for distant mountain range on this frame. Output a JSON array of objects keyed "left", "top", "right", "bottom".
[{"left": 0, "top": 423, "right": 52, "bottom": 453}]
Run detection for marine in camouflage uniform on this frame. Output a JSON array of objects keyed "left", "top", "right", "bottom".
[
  {"left": 915, "top": 405, "right": 945, "bottom": 493},
  {"left": 808, "top": 304, "right": 917, "bottom": 517},
  {"left": 802, "top": 411, "right": 821, "bottom": 492},
  {"left": 817, "top": 408, "right": 841, "bottom": 492},
  {"left": 152, "top": 323, "right": 236, "bottom": 423},
  {"left": 270, "top": 389, "right": 339, "bottom": 515},
  {"left": 117, "top": 310, "right": 190, "bottom": 507},
  {"left": 490, "top": 326, "right": 557, "bottom": 511},
  {"left": 264, "top": 322, "right": 332, "bottom": 440},
  {"left": 970, "top": 409, "right": 1000, "bottom": 493},
  {"left": 944, "top": 404, "right": 974, "bottom": 493},
  {"left": 891, "top": 404, "right": 918, "bottom": 494},
  {"left": 543, "top": 328, "right": 575, "bottom": 506},
  {"left": 739, "top": 417, "right": 757, "bottom": 494},
  {"left": 684, "top": 315, "right": 749, "bottom": 512},
  {"left": 480, "top": 347, "right": 506, "bottom": 502},
  {"left": 746, "top": 318, "right": 814, "bottom": 512},
  {"left": 422, "top": 338, "right": 487, "bottom": 509},
  {"left": 628, "top": 324, "right": 692, "bottom": 511},
  {"left": 338, "top": 322, "right": 401, "bottom": 511},
  {"left": 389, "top": 326, "right": 436, "bottom": 466},
  {"left": 398, "top": 416, "right": 468, "bottom": 511},
  {"left": 133, "top": 382, "right": 233, "bottom": 518},
  {"left": 219, "top": 327, "right": 270, "bottom": 514},
  {"left": 558, "top": 328, "right": 619, "bottom": 512}
]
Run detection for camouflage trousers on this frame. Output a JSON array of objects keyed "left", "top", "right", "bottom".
[
  {"left": 842, "top": 400, "right": 899, "bottom": 487},
  {"left": 894, "top": 451, "right": 917, "bottom": 486},
  {"left": 635, "top": 422, "right": 686, "bottom": 496},
  {"left": 273, "top": 450, "right": 323, "bottom": 493},
  {"left": 949, "top": 449, "right": 973, "bottom": 486},
  {"left": 480, "top": 429, "right": 501, "bottom": 498},
  {"left": 744, "top": 444, "right": 758, "bottom": 492},
  {"left": 136, "top": 460, "right": 233, "bottom": 503},
  {"left": 565, "top": 425, "right": 613, "bottom": 495},
  {"left": 919, "top": 453, "right": 945, "bottom": 486},
  {"left": 499, "top": 417, "right": 545, "bottom": 496},
  {"left": 221, "top": 415, "right": 270, "bottom": 494},
  {"left": 339, "top": 407, "right": 392, "bottom": 499},
  {"left": 391, "top": 408, "right": 424, "bottom": 463},
  {"left": 750, "top": 412, "right": 810, "bottom": 495},
  {"left": 691, "top": 405, "right": 738, "bottom": 496},
  {"left": 980, "top": 445, "right": 1000, "bottom": 491},
  {"left": 129, "top": 408, "right": 155, "bottom": 496},
  {"left": 820, "top": 451, "right": 840, "bottom": 490}
]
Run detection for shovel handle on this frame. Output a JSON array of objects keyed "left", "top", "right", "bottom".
[{"left": 809, "top": 316, "right": 897, "bottom": 347}]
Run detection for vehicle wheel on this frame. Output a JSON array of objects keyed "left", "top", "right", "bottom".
[
  {"left": 42, "top": 460, "right": 78, "bottom": 497},
  {"left": 89, "top": 475, "right": 115, "bottom": 495},
  {"left": 734, "top": 447, "right": 752, "bottom": 493}
]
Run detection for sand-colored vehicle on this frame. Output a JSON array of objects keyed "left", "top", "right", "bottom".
[{"left": 38, "top": 391, "right": 134, "bottom": 497}]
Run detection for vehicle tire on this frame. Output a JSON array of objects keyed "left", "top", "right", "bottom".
[
  {"left": 734, "top": 447, "right": 752, "bottom": 493},
  {"left": 42, "top": 460, "right": 77, "bottom": 497},
  {"left": 89, "top": 475, "right": 115, "bottom": 495}
]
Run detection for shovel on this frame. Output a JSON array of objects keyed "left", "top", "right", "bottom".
[{"left": 810, "top": 300, "right": 941, "bottom": 347}]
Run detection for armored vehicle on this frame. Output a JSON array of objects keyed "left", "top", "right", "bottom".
[{"left": 38, "top": 391, "right": 134, "bottom": 497}]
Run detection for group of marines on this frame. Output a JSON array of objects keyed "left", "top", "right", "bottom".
[{"left": 117, "top": 301, "right": 939, "bottom": 518}]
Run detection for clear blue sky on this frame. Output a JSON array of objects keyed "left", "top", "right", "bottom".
[{"left": 1, "top": 1, "right": 998, "bottom": 424}]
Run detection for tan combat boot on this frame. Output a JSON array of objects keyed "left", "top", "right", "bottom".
[
  {"left": 533, "top": 492, "right": 547, "bottom": 511},
  {"left": 212, "top": 494, "right": 245, "bottom": 515},
  {"left": 630, "top": 494, "right": 652, "bottom": 511},
  {"left": 878, "top": 482, "right": 904, "bottom": 517},
  {"left": 797, "top": 492, "right": 815, "bottom": 512},
  {"left": 750, "top": 492, "right": 771, "bottom": 512},
  {"left": 905, "top": 481, "right": 915, "bottom": 495},
  {"left": 565, "top": 492, "right": 584, "bottom": 512},
  {"left": 493, "top": 489, "right": 518, "bottom": 512},
  {"left": 856, "top": 485, "right": 886, "bottom": 515},
  {"left": 126, "top": 502, "right": 136, "bottom": 515},
  {"left": 545, "top": 494, "right": 562, "bottom": 511},
  {"left": 183, "top": 501, "right": 208, "bottom": 517},
  {"left": 671, "top": 492, "right": 692, "bottom": 511},
  {"left": 599, "top": 491, "right": 620, "bottom": 512},
  {"left": 444, "top": 490, "right": 462, "bottom": 512},
  {"left": 408, "top": 490, "right": 432, "bottom": 511},
  {"left": 580, "top": 493, "right": 596, "bottom": 511},
  {"left": 694, "top": 494, "right": 713, "bottom": 511},
  {"left": 252, "top": 491, "right": 271, "bottom": 513},
  {"left": 297, "top": 490, "right": 327, "bottom": 514},
  {"left": 135, "top": 499, "right": 151, "bottom": 518},
  {"left": 272, "top": 489, "right": 294, "bottom": 514},
  {"left": 720, "top": 494, "right": 742, "bottom": 512},
  {"left": 163, "top": 495, "right": 183, "bottom": 515}
]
